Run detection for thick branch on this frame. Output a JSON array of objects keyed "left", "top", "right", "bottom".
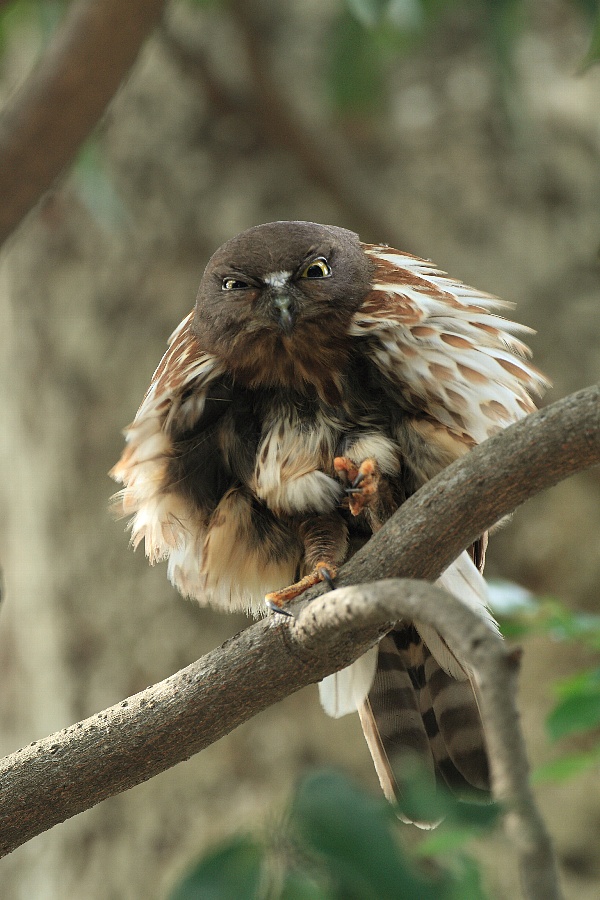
[
  {"left": 0, "top": 0, "right": 165, "bottom": 249},
  {"left": 0, "top": 385, "right": 597, "bottom": 859}
]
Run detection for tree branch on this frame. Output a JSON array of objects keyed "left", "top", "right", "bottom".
[
  {"left": 0, "top": 0, "right": 166, "bottom": 249},
  {"left": 0, "top": 385, "right": 597, "bottom": 869},
  {"left": 338, "top": 382, "right": 599, "bottom": 589},
  {"left": 296, "top": 581, "right": 563, "bottom": 900}
]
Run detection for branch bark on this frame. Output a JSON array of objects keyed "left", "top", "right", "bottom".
[
  {"left": 0, "top": 0, "right": 166, "bottom": 249},
  {"left": 0, "top": 385, "right": 597, "bottom": 880}
]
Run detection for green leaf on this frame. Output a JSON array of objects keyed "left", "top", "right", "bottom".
[
  {"left": 533, "top": 748, "right": 600, "bottom": 784},
  {"left": 169, "top": 836, "right": 264, "bottom": 900},
  {"left": 346, "top": 0, "right": 389, "bottom": 28},
  {"left": 552, "top": 667, "right": 600, "bottom": 700},
  {"left": 546, "top": 691, "right": 600, "bottom": 741},
  {"left": 290, "top": 771, "right": 441, "bottom": 900},
  {"left": 418, "top": 826, "right": 481, "bottom": 856},
  {"left": 328, "top": 11, "right": 386, "bottom": 112},
  {"left": 0, "top": 0, "right": 66, "bottom": 52},
  {"left": 500, "top": 598, "right": 600, "bottom": 649},
  {"left": 580, "top": 3, "right": 600, "bottom": 71},
  {"left": 544, "top": 604, "right": 600, "bottom": 645},
  {"left": 279, "top": 868, "right": 334, "bottom": 900},
  {"left": 328, "top": 4, "right": 425, "bottom": 113},
  {"left": 346, "top": 0, "right": 425, "bottom": 30},
  {"left": 497, "top": 619, "right": 531, "bottom": 640},
  {"left": 445, "top": 855, "right": 489, "bottom": 900},
  {"left": 417, "top": 798, "right": 500, "bottom": 856}
]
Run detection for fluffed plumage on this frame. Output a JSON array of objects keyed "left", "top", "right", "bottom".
[{"left": 111, "top": 221, "right": 548, "bottom": 823}]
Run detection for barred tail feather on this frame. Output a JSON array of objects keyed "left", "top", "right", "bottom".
[
  {"left": 358, "top": 631, "right": 442, "bottom": 828},
  {"left": 359, "top": 625, "right": 491, "bottom": 825},
  {"left": 318, "top": 552, "right": 496, "bottom": 825}
]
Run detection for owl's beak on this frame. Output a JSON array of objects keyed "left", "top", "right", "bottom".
[{"left": 272, "top": 294, "right": 295, "bottom": 336}]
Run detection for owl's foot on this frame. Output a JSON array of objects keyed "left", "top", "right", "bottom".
[
  {"left": 334, "top": 456, "right": 379, "bottom": 516},
  {"left": 265, "top": 561, "right": 337, "bottom": 616}
]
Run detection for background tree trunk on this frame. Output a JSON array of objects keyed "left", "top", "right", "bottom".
[{"left": 0, "top": 2, "right": 599, "bottom": 897}]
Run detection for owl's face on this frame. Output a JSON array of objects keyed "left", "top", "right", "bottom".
[{"left": 191, "top": 222, "right": 373, "bottom": 397}]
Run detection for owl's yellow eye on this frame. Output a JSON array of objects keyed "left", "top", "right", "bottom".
[
  {"left": 222, "top": 277, "right": 250, "bottom": 291},
  {"left": 300, "top": 257, "right": 331, "bottom": 279}
]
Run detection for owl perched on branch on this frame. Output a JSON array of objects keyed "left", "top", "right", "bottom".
[{"left": 112, "top": 221, "right": 547, "bottom": 825}]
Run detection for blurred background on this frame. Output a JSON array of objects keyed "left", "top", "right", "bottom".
[{"left": 0, "top": 0, "right": 599, "bottom": 897}]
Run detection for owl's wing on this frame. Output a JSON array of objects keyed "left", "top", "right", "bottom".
[
  {"left": 339, "top": 248, "right": 546, "bottom": 820},
  {"left": 352, "top": 244, "right": 550, "bottom": 446},
  {"left": 319, "top": 552, "right": 496, "bottom": 826},
  {"left": 110, "top": 312, "right": 226, "bottom": 596}
]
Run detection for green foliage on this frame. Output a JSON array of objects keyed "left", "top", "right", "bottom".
[
  {"left": 533, "top": 745, "right": 600, "bottom": 784},
  {"left": 289, "top": 771, "right": 439, "bottom": 900},
  {"left": 170, "top": 836, "right": 264, "bottom": 900},
  {"left": 328, "top": 0, "right": 600, "bottom": 114},
  {"left": 0, "top": 0, "right": 66, "bottom": 53},
  {"left": 329, "top": 0, "right": 465, "bottom": 114},
  {"left": 498, "top": 591, "right": 600, "bottom": 783},
  {"left": 498, "top": 595, "right": 600, "bottom": 650},
  {"left": 547, "top": 668, "right": 600, "bottom": 741},
  {"left": 477, "top": 0, "right": 523, "bottom": 57},
  {"left": 579, "top": 0, "right": 600, "bottom": 70},
  {"left": 2, "top": 0, "right": 599, "bottom": 118},
  {"left": 328, "top": 5, "right": 417, "bottom": 114},
  {"left": 169, "top": 770, "right": 496, "bottom": 900}
]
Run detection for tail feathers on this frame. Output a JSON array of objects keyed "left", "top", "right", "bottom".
[
  {"left": 421, "top": 646, "right": 490, "bottom": 795},
  {"left": 357, "top": 632, "right": 440, "bottom": 828},
  {"left": 415, "top": 550, "right": 499, "bottom": 682},
  {"left": 318, "top": 552, "right": 496, "bottom": 717},
  {"left": 436, "top": 550, "right": 499, "bottom": 634},
  {"left": 359, "top": 627, "right": 491, "bottom": 825},
  {"left": 317, "top": 551, "right": 496, "bottom": 824}
]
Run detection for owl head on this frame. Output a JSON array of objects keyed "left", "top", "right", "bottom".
[{"left": 191, "top": 221, "right": 373, "bottom": 400}]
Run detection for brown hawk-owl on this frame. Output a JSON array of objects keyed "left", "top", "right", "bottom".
[{"left": 111, "top": 221, "right": 547, "bottom": 824}]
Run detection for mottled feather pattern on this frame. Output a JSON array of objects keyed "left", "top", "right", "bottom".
[
  {"left": 354, "top": 246, "right": 548, "bottom": 444},
  {"left": 111, "top": 222, "right": 548, "bottom": 820}
]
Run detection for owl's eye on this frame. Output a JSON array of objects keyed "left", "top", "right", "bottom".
[
  {"left": 300, "top": 257, "right": 331, "bottom": 279},
  {"left": 222, "top": 277, "right": 250, "bottom": 291}
]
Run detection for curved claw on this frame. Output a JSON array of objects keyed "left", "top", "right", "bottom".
[
  {"left": 265, "top": 598, "right": 294, "bottom": 617},
  {"left": 318, "top": 566, "right": 336, "bottom": 590},
  {"left": 351, "top": 471, "right": 365, "bottom": 488}
]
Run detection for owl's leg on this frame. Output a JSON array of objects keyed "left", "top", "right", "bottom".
[{"left": 265, "top": 513, "right": 347, "bottom": 615}]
